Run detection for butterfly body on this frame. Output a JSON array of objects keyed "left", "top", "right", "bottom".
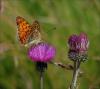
[{"left": 16, "top": 16, "right": 41, "bottom": 47}]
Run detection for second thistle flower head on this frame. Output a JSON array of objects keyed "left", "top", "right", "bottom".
[
  {"left": 68, "top": 33, "right": 89, "bottom": 53},
  {"left": 68, "top": 33, "right": 89, "bottom": 62}
]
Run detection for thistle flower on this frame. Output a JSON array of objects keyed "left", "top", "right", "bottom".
[
  {"left": 28, "top": 42, "right": 56, "bottom": 71},
  {"left": 68, "top": 33, "right": 89, "bottom": 62},
  {"left": 28, "top": 42, "right": 56, "bottom": 62}
]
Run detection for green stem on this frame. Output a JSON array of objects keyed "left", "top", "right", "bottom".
[
  {"left": 40, "top": 71, "right": 43, "bottom": 89},
  {"left": 70, "top": 61, "right": 81, "bottom": 89}
]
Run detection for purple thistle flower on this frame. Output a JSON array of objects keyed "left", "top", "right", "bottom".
[
  {"left": 28, "top": 42, "right": 56, "bottom": 62},
  {"left": 68, "top": 33, "right": 89, "bottom": 53},
  {"left": 68, "top": 33, "right": 89, "bottom": 62}
]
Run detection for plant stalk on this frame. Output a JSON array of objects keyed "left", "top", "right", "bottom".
[
  {"left": 70, "top": 61, "right": 81, "bottom": 89},
  {"left": 40, "top": 71, "right": 43, "bottom": 89}
]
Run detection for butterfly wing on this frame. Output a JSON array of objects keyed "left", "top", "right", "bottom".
[
  {"left": 30, "top": 20, "right": 41, "bottom": 39},
  {"left": 27, "top": 20, "right": 41, "bottom": 45},
  {"left": 16, "top": 16, "right": 32, "bottom": 45},
  {"left": 32, "top": 20, "right": 40, "bottom": 32}
]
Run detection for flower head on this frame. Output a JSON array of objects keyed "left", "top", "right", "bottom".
[
  {"left": 68, "top": 33, "right": 89, "bottom": 62},
  {"left": 28, "top": 42, "right": 56, "bottom": 62},
  {"left": 68, "top": 33, "right": 89, "bottom": 53}
]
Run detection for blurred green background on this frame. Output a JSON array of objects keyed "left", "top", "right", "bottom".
[{"left": 0, "top": 0, "right": 100, "bottom": 89}]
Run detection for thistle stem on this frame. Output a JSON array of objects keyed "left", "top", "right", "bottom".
[
  {"left": 40, "top": 71, "right": 43, "bottom": 89},
  {"left": 70, "top": 61, "right": 81, "bottom": 89}
]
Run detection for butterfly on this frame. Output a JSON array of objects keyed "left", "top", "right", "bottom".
[{"left": 16, "top": 16, "right": 41, "bottom": 47}]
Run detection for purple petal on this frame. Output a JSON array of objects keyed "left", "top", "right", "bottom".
[
  {"left": 68, "top": 34, "right": 78, "bottom": 50},
  {"left": 28, "top": 42, "right": 56, "bottom": 62},
  {"left": 45, "top": 46, "right": 56, "bottom": 62}
]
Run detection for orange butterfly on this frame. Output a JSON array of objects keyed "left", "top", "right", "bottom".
[{"left": 16, "top": 16, "right": 41, "bottom": 47}]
